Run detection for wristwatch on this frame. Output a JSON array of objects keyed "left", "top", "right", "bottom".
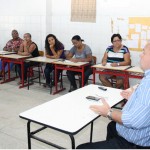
[
  {"left": 117, "top": 62, "right": 120, "bottom": 66},
  {"left": 107, "top": 109, "right": 113, "bottom": 120}
]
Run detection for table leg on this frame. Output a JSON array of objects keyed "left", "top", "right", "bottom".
[
  {"left": 55, "top": 65, "right": 58, "bottom": 93},
  {"left": 53, "top": 65, "right": 65, "bottom": 95},
  {"left": 27, "top": 121, "right": 31, "bottom": 149},
  {"left": 20, "top": 61, "right": 24, "bottom": 88},
  {"left": 8, "top": 62, "right": 10, "bottom": 79},
  {"left": 90, "top": 122, "right": 93, "bottom": 142},
  {"left": 2, "top": 59, "right": 5, "bottom": 81},
  {"left": 38, "top": 64, "right": 41, "bottom": 85},
  {"left": 81, "top": 66, "right": 85, "bottom": 87},
  {"left": 124, "top": 74, "right": 129, "bottom": 89},
  {"left": 69, "top": 134, "right": 75, "bottom": 149},
  {"left": 93, "top": 68, "right": 95, "bottom": 84}
]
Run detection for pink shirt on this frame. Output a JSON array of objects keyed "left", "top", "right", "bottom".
[{"left": 4, "top": 37, "right": 23, "bottom": 49}]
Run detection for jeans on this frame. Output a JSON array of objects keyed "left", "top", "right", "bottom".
[
  {"left": 17, "top": 62, "right": 39, "bottom": 80},
  {"left": 0, "top": 60, "right": 14, "bottom": 72},
  {"left": 44, "top": 63, "right": 62, "bottom": 85}
]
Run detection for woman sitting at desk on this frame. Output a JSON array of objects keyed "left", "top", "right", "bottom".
[
  {"left": 44, "top": 34, "right": 65, "bottom": 87},
  {"left": 66, "top": 35, "right": 93, "bottom": 92},
  {"left": 17, "top": 33, "right": 39, "bottom": 84},
  {"left": 99, "top": 34, "right": 131, "bottom": 89}
]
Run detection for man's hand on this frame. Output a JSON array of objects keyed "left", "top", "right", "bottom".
[
  {"left": 120, "top": 87, "right": 134, "bottom": 100},
  {"left": 90, "top": 99, "right": 110, "bottom": 117}
]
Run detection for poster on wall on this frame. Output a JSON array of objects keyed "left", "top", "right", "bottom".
[
  {"left": 71, "top": 0, "right": 96, "bottom": 23},
  {"left": 111, "top": 17, "right": 150, "bottom": 51}
]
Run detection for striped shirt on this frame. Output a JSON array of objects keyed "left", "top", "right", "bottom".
[
  {"left": 116, "top": 69, "right": 150, "bottom": 146},
  {"left": 106, "top": 45, "right": 129, "bottom": 63}
]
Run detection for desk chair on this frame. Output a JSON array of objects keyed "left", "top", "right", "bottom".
[
  {"left": 27, "top": 51, "right": 45, "bottom": 90},
  {"left": 29, "top": 50, "right": 45, "bottom": 79}
]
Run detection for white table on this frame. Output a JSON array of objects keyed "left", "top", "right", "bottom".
[{"left": 19, "top": 84, "right": 123, "bottom": 149}]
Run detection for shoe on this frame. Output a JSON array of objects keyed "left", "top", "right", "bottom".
[
  {"left": 68, "top": 87, "right": 77, "bottom": 92},
  {"left": 43, "top": 83, "right": 51, "bottom": 88},
  {"left": 43, "top": 83, "right": 47, "bottom": 88},
  {"left": 52, "top": 81, "right": 55, "bottom": 86}
]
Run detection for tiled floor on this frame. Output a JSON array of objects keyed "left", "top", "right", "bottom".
[{"left": 0, "top": 77, "right": 110, "bottom": 149}]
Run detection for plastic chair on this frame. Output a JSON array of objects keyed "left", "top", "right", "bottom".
[{"left": 29, "top": 50, "right": 45, "bottom": 79}]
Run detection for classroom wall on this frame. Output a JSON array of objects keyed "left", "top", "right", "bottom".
[
  {"left": 49, "top": 0, "right": 150, "bottom": 65},
  {"left": 0, "top": 0, "right": 147, "bottom": 85},
  {"left": 0, "top": 0, "right": 46, "bottom": 50}
]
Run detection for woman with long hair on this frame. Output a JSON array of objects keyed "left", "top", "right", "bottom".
[{"left": 44, "top": 34, "right": 65, "bottom": 87}]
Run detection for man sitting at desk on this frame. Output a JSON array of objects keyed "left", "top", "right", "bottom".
[
  {"left": 66, "top": 35, "right": 93, "bottom": 92},
  {"left": 99, "top": 34, "right": 131, "bottom": 89},
  {"left": 0, "top": 30, "right": 23, "bottom": 79},
  {"left": 77, "top": 43, "right": 150, "bottom": 149}
]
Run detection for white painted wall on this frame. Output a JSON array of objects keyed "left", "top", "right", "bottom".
[
  {"left": 49, "top": 0, "right": 149, "bottom": 85},
  {"left": 0, "top": 0, "right": 46, "bottom": 50},
  {"left": 0, "top": 0, "right": 147, "bottom": 85},
  {"left": 49, "top": 0, "right": 150, "bottom": 65}
]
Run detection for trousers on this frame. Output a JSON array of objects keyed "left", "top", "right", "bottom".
[{"left": 77, "top": 121, "right": 150, "bottom": 149}]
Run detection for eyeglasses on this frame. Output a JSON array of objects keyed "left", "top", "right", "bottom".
[{"left": 113, "top": 40, "right": 121, "bottom": 43}]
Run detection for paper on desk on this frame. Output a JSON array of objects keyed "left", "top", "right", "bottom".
[
  {"left": 106, "top": 63, "right": 111, "bottom": 67},
  {"left": 64, "top": 60, "right": 72, "bottom": 63}
]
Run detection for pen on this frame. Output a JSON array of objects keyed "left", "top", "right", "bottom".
[{"left": 125, "top": 66, "right": 134, "bottom": 70}]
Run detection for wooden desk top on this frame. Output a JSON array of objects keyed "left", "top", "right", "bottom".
[
  {"left": 126, "top": 66, "right": 144, "bottom": 74},
  {"left": 26, "top": 56, "right": 60, "bottom": 63},
  {"left": 1, "top": 54, "right": 30, "bottom": 59},
  {"left": 0, "top": 51, "right": 16, "bottom": 55},
  {"left": 53, "top": 60, "right": 89, "bottom": 67},
  {"left": 92, "top": 63, "right": 130, "bottom": 71}
]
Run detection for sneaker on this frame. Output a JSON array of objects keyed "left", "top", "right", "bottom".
[
  {"left": 43, "top": 83, "right": 47, "bottom": 88},
  {"left": 43, "top": 83, "right": 51, "bottom": 88},
  {"left": 51, "top": 81, "right": 55, "bottom": 86}
]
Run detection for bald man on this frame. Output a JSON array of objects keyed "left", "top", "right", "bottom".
[
  {"left": 77, "top": 44, "right": 150, "bottom": 149},
  {"left": 3, "top": 30, "right": 23, "bottom": 52}
]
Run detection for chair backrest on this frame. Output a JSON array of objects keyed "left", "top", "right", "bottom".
[
  {"left": 92, "top": 56, "right": 97, "bottom": 64},
  {"left": 39, "top": 50, "right": 44, "bottom": 57}
]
